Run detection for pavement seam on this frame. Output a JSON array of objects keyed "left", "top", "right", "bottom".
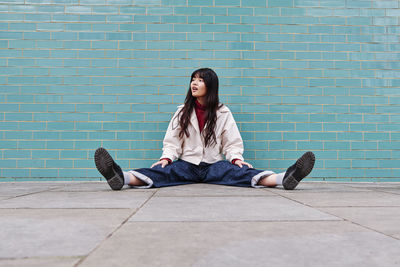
[
  {"left": 370, "top": 189, "right": 400, "bottom": 196},
  {"left": 0, "top": 187, "right": 63, "bottom": 201},
  {"left": 0, "top": 207, "right": 139, "bottom": 210},
  {"left": 268, "top": 190, "right": 347, "bottom": 220},
  {"left": 0, "top": 255, "right": 82, "bottom": 261},
  {"left": 128, "top": 219, "right": 341, "bottom": 223},
  {"left": 150, "top": 195, "right": 278, "bottom": 198},
  {"left": 73, "top": 189, "right": 158, "bottom": 267},
  {"left": 273, "top": 190, "right": 400, "bottom": 241},
  {"left": 317, "top": 207, "right": 400, "bottom": 241},
  {"left": 319, "top": 206, "right": 400, "bottom": 208}
]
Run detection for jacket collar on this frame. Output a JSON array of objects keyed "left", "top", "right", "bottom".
[{"left": 179, "top": 104, "right": 229, "bottom": 135}]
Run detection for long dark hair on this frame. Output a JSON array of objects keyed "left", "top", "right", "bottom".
[{"left": 178, "top": 68, "right": 222, "bottom": 147}]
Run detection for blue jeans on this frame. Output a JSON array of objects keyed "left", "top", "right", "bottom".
[{"left": 129, "top": 159, "right": 275, "bottom": 188}]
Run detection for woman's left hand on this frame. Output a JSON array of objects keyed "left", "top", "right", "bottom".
[{"left": 234, "top": 160, "right": 253, "bottom": 168}]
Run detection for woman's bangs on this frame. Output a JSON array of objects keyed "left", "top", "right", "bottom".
[{"left": 192, "top": 70, "right": 205, "bottom": 80}]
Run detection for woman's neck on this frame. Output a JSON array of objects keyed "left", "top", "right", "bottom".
[{"left": 196, "top": 97, "right": 206, "bottom": 106}]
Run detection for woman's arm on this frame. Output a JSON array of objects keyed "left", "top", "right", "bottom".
[
  {"left": 151, "top": 159, "right": 170, "bottom": 168},
  {"left": 233, "top": 159, "right": 253, "bottom": 168},
  {"left": 222, "top": 112, "right": 253, "bottom": 168},
  {"left": 221, "top": 110, "right": 245, "bottom": 163},
  {"left": 159, "top": 107, "right": 183, "bottom": 163}
]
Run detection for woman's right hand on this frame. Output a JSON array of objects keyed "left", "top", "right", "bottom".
[{"left": 151, "top": 159, "right": 169, "bottom": 168}]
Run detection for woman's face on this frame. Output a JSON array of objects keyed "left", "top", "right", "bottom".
[{"left": 191, "top": 75, "right": 207, "bottom": 99}]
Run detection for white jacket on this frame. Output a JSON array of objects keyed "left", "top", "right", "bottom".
[{"left": 160, "top": 104, "right": 244, "bottom": 165}]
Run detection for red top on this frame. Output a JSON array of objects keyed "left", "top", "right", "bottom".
[{"left": 194, "top": 99, "right": 206, "bottom": 132}]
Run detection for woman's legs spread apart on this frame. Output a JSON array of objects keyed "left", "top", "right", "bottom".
[
  {"left": 202, "top": 160, "right": 276, "bottom": 188},
  {"left": 130, "top": 159, "right": 202, "bottom": 188},
  {"left": 95, "top": 148, "right": 315, "bottom": 190}
]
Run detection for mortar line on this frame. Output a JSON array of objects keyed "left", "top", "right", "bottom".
[{"left": 74, "top": 189, "right": 158, "bottom": 267}]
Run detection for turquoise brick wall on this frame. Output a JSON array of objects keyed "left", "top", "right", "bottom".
[{"left": 1, "top": 0, "right": 399, "bottom": 182}]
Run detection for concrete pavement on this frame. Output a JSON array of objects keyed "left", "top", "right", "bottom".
[{"left": 0, "top": 181, "right": 399, "bottom": 267}]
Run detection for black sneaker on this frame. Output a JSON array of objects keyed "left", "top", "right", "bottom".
[
  {"left": 94, "top": 147, "right": 124, "bottom": 190},
  {"left": 282, "top": 151, "right": 315, "bottom": 190}
]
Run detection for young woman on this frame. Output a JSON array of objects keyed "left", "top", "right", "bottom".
[{"left": 94, "top": 68, "right": 315, "bottom": 190}]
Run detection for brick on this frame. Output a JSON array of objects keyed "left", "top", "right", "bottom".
[
  {"left": 324, "top": 141, "right": 350, "bottom": 150},
  {"left": 268, "top": 0, "right": 293, "bottom": 7},
  {"left": 188, "top": 0, "right": 212, "bottom": 5},
  {"left": 352, "top": 159, "right": 378, "bottom": 168},
  {"left": 324, "top": 123, "right": 349, "bottom": 132},
  {"left": 297, "top": 141, "right": 323, "bottom": 150},
  {"left": 296, "top": 123, "right": 322, "bottom": 131},
  {"left": 241, "top": 0, "right": 265, "bottom": 6},
  {"left": 215, "top": 0, "right": 240, "bottom": 5},
  {"left": 188, "top": 16, "right": 213, "bottom": 24},
  {"left": 351, "top": 141, "right": 377, "bottom": 150},
  {"left": 59, "top": 150, "right": 86, "bottom": 160},
  {"left": 269, "top": 141, "right": 296, "bottom": 150},
  {"left": 5, "top": 113, "right": 33, "bottom": 121},
  {"left": 241, "top": 122, "right": 268, "bottom": 131},
  {"left": 2, "top": 169, "right": 30, "bottom": 178},
  {"left": 337, "top": 133, "right": 363, "bottom": 142},
  {"left": 147, "top": 7, "right": 174, "bottom": 15},
  {"left": 284, "top": 132, "right": 309, "bottom": 140}
]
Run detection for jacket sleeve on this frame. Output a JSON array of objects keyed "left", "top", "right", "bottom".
[
  {"left": 221, "top": 110, "right": 244, "bottom": 163},
  {"left": 160, "top": 107, "right": 183, "bottom": 162}
]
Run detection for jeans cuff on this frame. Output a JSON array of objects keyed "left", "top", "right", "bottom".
[
  {"left": 251, "top": 170, "right": 275, "bottom": 188},
  {"left": 128, "top": 170, "right": 153, "bottom": 189},
  {"left": 251, "top": 171, "right": 274, "bottom": 188}
]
